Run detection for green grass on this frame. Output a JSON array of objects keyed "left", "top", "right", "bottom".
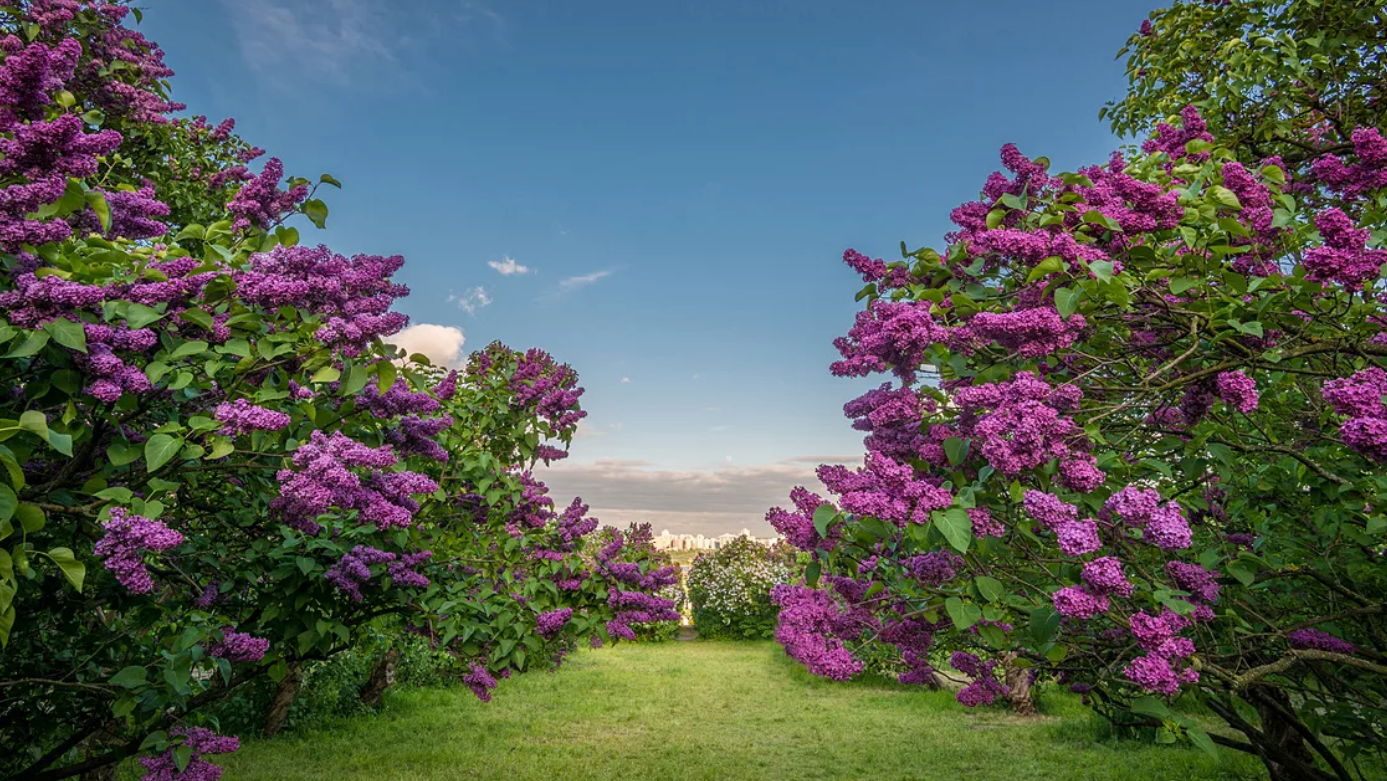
[{"left": 218, "top": 641, "right": 1267, "bottom": 781}]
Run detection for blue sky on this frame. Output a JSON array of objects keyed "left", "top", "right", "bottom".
[{"left": 141, "top": 0, "right": 1155, "bottom": 534}]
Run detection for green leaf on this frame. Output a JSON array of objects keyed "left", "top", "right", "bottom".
[
  {"left": 84, "top": 190, "right": 112, "bottom": 234},
  {"left": 1232, "top": 320, "right": 1264, "bottom": 338},
  {"left": 170, "top": 341, "right": 208, "bottom": 360},
  {"left": 975, "top": 576, "right": 1005, "bottom": 603},
  {"left": 123, "top": 303, "right": 165, "bottom": 329},
  {"left": 1210, "top": 185, "right": 1242, "bottom": 210},
  {"left": 46, "top": 432, "right": 72, "bottom": 457},
  {"left": 812, "top": 503, "right": 836, "bottom": 538},
  {"left": 341, "top": 363, "right": 370, "bottom": 397},
  {"left": 999, "top": 193, "right": 1027, "bottom": 211},
  {"left": 1130, "top": 695, "right": 1170, "bottom": 719},
  {"left": 1168, "top": 277, "right": 1200, "bottom": 295},
  {"left": 985, "top": 208, "right": 1006, "bottom": 230},
  {"left": 319, "top": 173, "right": 342, "bottom": 188},
  {"left": 1054, "top": 287, "right": 1082, "bottom": 318},
  {"left": 15, "top": 504, "right": 43, "bottom": 534},
  {"left": 943, "top": 437, "right": 969, "bottom": 467},
  {"left": 376, "top": 359, "right": 397, "bottom": 392},
  {"left": 1025, "top": 256, "right": 1065, "bottom": 283},
  {"left": 144, "top": 434, "right": 182, "bottom": 473},
  {"left": 174, "top": 224, "right": 205, "bottom": 242},
  {"left": 0, "top": 485, "right": 14, "bottom": 524},
  {"left": 934, "top": 507, "right": 973, "bottom": 554},
  {"left": 303, "top": 199, "right": 329, "bottom": 229},
  {"left": 45, "top": 547, "right": 84, "bottom": 591},
  {"left": 44, "top": 319, "right": 87, "bottom": 353},
  {"left": 1088, "top": 260, "right": 1116, "bottom": 282},
  {"left": 1186, "top": 724, "right": 1218, "bottom": 758},
  {"left": 173, "top": 745, "right": 193, "bottom": 773},
  {"left": 805, "top": 560, "right": 821, "bottom": 588},
  {"left": 5, "top": 330, "right": 49, "bottom": 358},
  {"left": 0, "top": 605, "right": 12, "bottom": 648},
  {"left": 107, "top": 440, "right": 143, "bottom": 467},
  {"left": 944, "top": 597, "right": 982, "bottom": 631},
  {"left": 311, "top": 366, "right": 341, "bottom": 384},
  {"left": 0, "top": 549, "right": 10, "bottom": 580},
  {"left": 1029, "top": 606, "right": 1060, "bottom": 645},
  {"left": 18, "top": 411, "right": 47, "bottom": 442},
  {"left": 206, "top": 436, "right": 235, "bottom": 460},
  {"left": 110, "top": 665, "right": 148, "bottom": 688}
]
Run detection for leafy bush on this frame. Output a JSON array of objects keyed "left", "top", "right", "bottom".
[
  {"left": 766, "top": 3, "right": 1387, "bottom": 779},
  {"left": 0, "top": 4, "right": 678, "bottom": 779},
  {"left": 687, "top": 537, "right": 791, "bottom": 640}
]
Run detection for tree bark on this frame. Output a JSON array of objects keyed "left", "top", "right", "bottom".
[
  {"left": 1003, "top": 654, "right": 1035, "bottom": 715},
  {"left": 262, "top": 663, "right": 303, "bottom": 739},
  {"left": 359, "top": 648, "right": 399, "bottom": 708},
  {"left": 1252, "top": 685, "right": 1321, "bottom": 781}
]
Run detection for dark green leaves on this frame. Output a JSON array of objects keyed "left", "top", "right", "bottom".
[
  {"left": 144, "top": 434, "right": 183, "bottom": 473},
  {"left": 303, "top": 199, "right": 329, "bottom": 229},
  {"left": 945, "top": 597, "right": 982, "bottom": 630},
  {"left": 44, "top": 547, "right": 84, "bottom": 591},
  {"left": 812, "top": 503, "right": 836, "bottom": 538},
  {"left": 933, "top": 507, "right": 973, "bottom": 553},
  {"left": 44, "top": 319, "right": 87, "bottom": 353},
  {"left": 943, "top": 437, "right": 969, "bottom": 467},
  {"left": 110, "top": 666, "right": 148, "bottom": 688}
]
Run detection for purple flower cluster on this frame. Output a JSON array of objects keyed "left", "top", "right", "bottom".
[
  {"left": 1323, "top": 367, "right": 1387, "bottom": 460},
  {"left": 1164, "top": 561, "right": 1220, "bottom": 604},
  {"left": 1216, "top": 371, "right": 1259, "bottom": 414},
  {"left": 1124, "top": 609, "right": 1199, "bottom": 695},
  {"left": 139, "top": 727, "right": 239, "bottom": 781},
  {"left": 1303, "top": 208, "right": 1386, "bottom": 290},
  {"left": 225, "top": 158, "right": 307, "bottom": 230},
  {"left": 817, "top": 451, "right": 952, "bottom": 527},
  {"left": 213, "top": 399, "right": 291, "bottom": 436},
  {"left": 951, "top": 651, "right": 1009, "bottom": 707},
  {"left": 272, "top": 430, "right": 436, "bottom": 533},
  {"left": 207, "top": 629, "right": 269, "bottom": 663},
  {"left": 1140, "top": 105, "right": 1214, "bottom": 162},
  {"left": 766, "top": 486, "right": 839, "bottom": 551},
  {"left": 94, "top": 508, "right": 183, "bottom": 594},
  {"left": 236, "top": 244, "right": 410, "bottom": 357},
  {"left": 771, "top": 584, "right": 867, "bottom": 681},
  {"left": 1053, "top": 586, "right": 1109, "bottom": 619},
  {"left": 1104, "top": 487, "right": 1191, "bottom": 550},
  {"left": 464, "top": 663, "right": 498, "bottom": 702},
  {"left": 508, "top": 348, "right": 587, "bottom": 435},
  {"left": 830, "top": 300, "right": 949, "bottom": 382},
  {"left": 1310, "top": 127, "right": 1387, "bottom": 199},
  {"left": 962, "top": 307, "right": 1086, "bottom": 359},
  {"left": 1287, "top": 628, "right": 1355, "bottom": 655},
  {"left": 1081, "top": 557, "right": 1134, "bottom": 598},
  {"left": 905, "top": 551, "right": 963, "bottom": 586},
  {"left": 953, "top": 373, "right": 1100, "bottom": 490},
  {"left": 536, "top": 608, "right": 573, "bottom": 639}
]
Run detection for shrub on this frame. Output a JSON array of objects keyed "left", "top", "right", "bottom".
[
  {"left": 0, "top": 4, "right": 678, "bottom": 779},
  {"left": 765, "top": 4, "right": 1387, "bottom": 778},
  {"left": 687, "top": 537, "right": 791, "bottom": 640}
]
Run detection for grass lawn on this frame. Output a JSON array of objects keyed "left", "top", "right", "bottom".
[{"left": 217, "top": 641, "right": 1266, "bottom": 781}]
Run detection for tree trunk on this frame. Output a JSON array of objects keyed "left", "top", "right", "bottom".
[
  {"left": 1003, "top": 654, "right": 1036, "bottom": 715},
  {"left": 360, "top": 648, "right": 399, "bottom": 708},
  {"left": 1252, "top": 685, "right": 1321, "bottom": 781},
  {"left": 262, "top": 663, "right": 303, "bottom": 739}
]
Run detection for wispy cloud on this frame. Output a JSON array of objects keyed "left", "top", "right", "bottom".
[
  {"left": 448, "top": 286, "right": 491, "bottom": 315},
  {"left": 559, "top": 269, "right": 613, "bottom": 291},
  {"left": 620, "top": 377, "right": 630, "bottom": 384},
  {"left": 488, "top": 256, "right": 531, "bottom": 275},
  {"left": 223, "top": 0, "right": 504, "bottom": 84}
]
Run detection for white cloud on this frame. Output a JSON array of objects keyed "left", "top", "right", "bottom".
[
  {"left": 559, "top": 269, "right": 612, "bottom": 291},
  {"left": 487, "top": 256, "right": 531, "bottom": 275},
  {"left": 620, "top": 376, "right": 630, "bottom": 384},
  {"left": 448, "top": 286, "right": 491, "bottom": 315},
  {"left": 224, "top": 0, "right": 503, "bottom": 83},
  {"left": 536, "top": 456, "right": 862, "bottom": 536},
  {"left": 384, "top": 323, "right": 466, "bottom": 368}
]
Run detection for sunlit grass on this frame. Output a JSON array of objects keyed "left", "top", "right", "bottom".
[{"left": 216, "top": 641, "right": 1266, "bottom": 781}]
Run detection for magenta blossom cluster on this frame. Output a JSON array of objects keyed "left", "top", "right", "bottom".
[
  {"left": 225, "top": 157, "right": 306, "bottom": 230},
  {"left": 1310, "top": 126, "right": 1387, "bottom": 199},
  {"left": 1216, "top": 370, "right": 1259, "bottom": 413},
  {"left": 765, "top": 486, "right": 839, "bottom": 551},
  {"left": 139, "top": 727, "right": 238, "bottom": 781},
  {"left": 771, "top": 584, "right": 867, "bottom": 681},
  {"left": 235, "top": 244, "right": 410, "bottom": 357},
  {"left": 535, "top": 608, "right": 573, "bottom": 639},
  {"left": 1124, "top": 609, "right": 1199, "bottom": 695},
  {"left": 830, "top": 299, "right": 949, "bottom": 382},
  {"left": 817, "top": 450, "right": 952, "bottom": 526},
  {"left": 1103, "top": 486, "right": 1192, "bottom": 550},
  {"left": 508, "top": 348, "right": 587, "bottom": 436},
  {"left": 1323, "top": 367, "right": 1387, "bottom": 460},
  {"left": 207, "top": 629, "right": 269, "bottom": 663},
  {"left": 93, "top": 508, "right": 183, "bottom": 594},
  {"left": 1302, "top": 207, "right": 1386, "bottom": 290},
  {"left": 951, "top": 651, "right": 1009, "bottom": 707},
  {"left": 1287, "top": 628, "right": 1355, "bottom": 655},
  {"left": 213, "top": 399, "right": 291, "bottom": 435},
  {"left": 953, "top": 372, "right": 1102, "bottom": 491},
  {"left": 271, "top": 430, "right": 436, "bottom": 533},
  {"left": 323, "top": 545, "right": 432, "bottom": 601},
  {"left": 464, "top": 663, "right": 498, "bottom": 702}
]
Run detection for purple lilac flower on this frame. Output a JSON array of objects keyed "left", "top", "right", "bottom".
[
  {"left": 1216, "top": 371, "right": 1259, "bottom": 413},
  {"left": 207, "top": 629, "right": 269, "bottom": 663},
  {"left": 214, "top": 399, "right": 291, "bottom": 435},
  {"left": 93, "top": 508, "right": 183, "bottom": 594},
  {"left": 139, "top": 727, "right": 238, "bottom": 781},
  {"left": 536, "top": 608, "right": 573, "bottom": 639},
  {"left": 1288, "top": 628, "right": 1355, "bottom": 655}
]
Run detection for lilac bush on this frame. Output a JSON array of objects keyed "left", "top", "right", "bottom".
[
  {"left": 686, "top": 537, "right": 792, "bottom": 640},
  {"left": 767, "top": 5, "right": 1387, "bottom": 776},
  {"left": 0, "top": 4, "right": 674, "bottom": 779}
]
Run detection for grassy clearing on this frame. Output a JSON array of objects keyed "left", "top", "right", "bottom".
[{"left": 217, "top": 641, "right": 1266, "bottom": 781}]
